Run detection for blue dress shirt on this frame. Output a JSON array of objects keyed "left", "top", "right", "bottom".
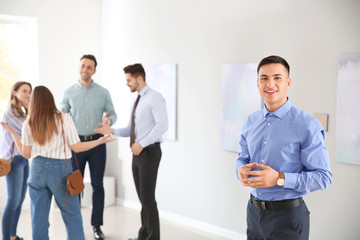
[
  {"left": 60, "top": 81, "right": 117, "bottom": 136},
  {"left": 235, "top": 99, "right": 332, "bottom": 201},
  {"left": 114, "top": 86, "right": 168, "bottom": 148}
]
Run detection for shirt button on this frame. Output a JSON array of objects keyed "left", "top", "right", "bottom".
[
  {"left": 261, "top": 160, "right": 265, "bottom": 163},
  {"left": 264, "top": 141, "right": 267, "bottom": 144},
  {"left": 259, "top": 192, "right": 262, "bottom": 195},
  {"left": 267, "top": 123, "right": 270, "bottom": 126}
]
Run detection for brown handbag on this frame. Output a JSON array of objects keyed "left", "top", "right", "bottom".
[
  {"left": 61, "top": 117, "right": 84, "bottom": 209},
  {"left": 0, "top": 144, "right": 14, "bottom": 177},
  {"left": 66, "top": 168, "right": 84, "bottom": 196}
]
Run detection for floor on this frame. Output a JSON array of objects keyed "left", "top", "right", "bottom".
[{"left": 0, "top": 205, "right": 229, "bottom": 240}]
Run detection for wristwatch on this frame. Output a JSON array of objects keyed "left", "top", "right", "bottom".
[{"left": 277, "top": 172, "right": 285, "bottom": 187}]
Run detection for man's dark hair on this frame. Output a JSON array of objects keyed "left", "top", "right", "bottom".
[
  {"left": 80, "top": 54, "right": 97, "bottom": 69},
  {"left": 123, "top": 63, "right": 146, "bottom": 81},
  {"left": 257, "top": 55, "right": 290, "bottom": 75}
]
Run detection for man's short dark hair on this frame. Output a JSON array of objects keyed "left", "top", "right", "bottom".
[
  {"left": 123, "top": 63, "right": 146, "bottom": 81},
  {"left": 257, "top": 55, "right": 290, "bottom": 75},
  {"left": 80, "top": 54, "right": 97, "bottom": 69}
]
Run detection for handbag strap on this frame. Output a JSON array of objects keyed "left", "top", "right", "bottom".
[
  {"left": 60, "top": 115, "right": 83, "bottom": 210},
  {"left": 60, "top": 116, "right": 69, "bottom": 176},
  {"left": 9, "top": 143, "right": 15, "bottom": 162},
  {"left": 60, "top": 116, "right": 70, "bottom": 210}
]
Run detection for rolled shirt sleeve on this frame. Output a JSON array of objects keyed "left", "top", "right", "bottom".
[{"left": 104, "top": 89, "right": 117, "bottom": 126}]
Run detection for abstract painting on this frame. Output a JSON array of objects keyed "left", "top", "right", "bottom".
[
  {"left": 336, "top": 54, "right": 360, "bottom": 165},
  {"left": 145, "top": 64, "right": 177, "bottom": 141},
  {"left": 221, "top": 63, "right": 262, "bottom": 152}
]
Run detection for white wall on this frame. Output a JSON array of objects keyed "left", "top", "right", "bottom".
[
  {"left": 101, "top": 0, "right": 360, "bottom": 239},
  {"left": 0, "top": 0, "right": 102, "bottom": 208},
  {"left": 1, "top": 0, "right": 360, "bottom": 239}
]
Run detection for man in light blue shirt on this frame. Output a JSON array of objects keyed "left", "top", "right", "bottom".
[
  {"left": 236, "top": 55, "right": 332, "bottom": 240},
  {"left": 95, "top": 63, "right": 168, "bottom": 240},
  {"left": 60, "top": 54, "right": 117, "bottom": 240}
]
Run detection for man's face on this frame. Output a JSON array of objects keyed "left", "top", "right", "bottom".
[
  {"left": 257, "top": 63, "right": 291, "bottom": 111},
  {"left": 126, "top": 73, "right": 140, "bottom": 92},
  {"left": 79, "top": 58, "right": 96, "bottom": 82}
]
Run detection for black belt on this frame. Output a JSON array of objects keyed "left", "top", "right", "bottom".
[
  {"left": 145, "top": 142, "right": 160, "bottom": 149},
  {"left": 250, "top": 194, "right": 302, "bottom": 210},
  {"left": 79, "top": 134, "right": 103, "bottom": 141}
]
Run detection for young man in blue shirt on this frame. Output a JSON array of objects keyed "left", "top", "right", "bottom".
[{"left": 236, "top": 55, "right": 332, "bottom": 240}]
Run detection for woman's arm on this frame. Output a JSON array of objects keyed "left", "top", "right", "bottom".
[{"left": 70, "top": 135, "right": 115, "bottom": 153}]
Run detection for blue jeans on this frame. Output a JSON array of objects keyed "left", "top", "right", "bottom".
[
  {"left": 28, "top": 156, "right": 85, "bottom": 240},
  {"left": 73, "top": 142, "right": 106, "bottom": 226},
  {"left": 2, "top": 155, "right": 29, "bottom": 240}
]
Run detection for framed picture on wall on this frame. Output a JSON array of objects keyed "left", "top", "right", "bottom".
[
  {"left": 220, "top": 63, "right": 262, "bottom": 152},
  {"left": 145, "top": 63, "right": 177, "bottom": 141},
  {"left": 336, "top": 54, "right": 360, "bottom": 165}
]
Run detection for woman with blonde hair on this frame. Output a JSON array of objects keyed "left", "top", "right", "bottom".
[
  {"left": 2, "top": 85, "right": 115, "bottom": 240},
  {"left": 0, "top": 81, "right": 31, "bottom": 240}
]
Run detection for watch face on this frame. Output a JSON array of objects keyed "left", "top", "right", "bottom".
[{"left": 277, "top": 179, "right": 285, "bottom": 186}]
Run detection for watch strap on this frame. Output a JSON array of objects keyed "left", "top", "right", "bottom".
[{"left": 277, "top": 172, "right": 285, "bottom": 187}]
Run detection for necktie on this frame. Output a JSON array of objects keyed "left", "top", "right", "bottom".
[{"left": 130, "top": 95, "right": 141, "bottom": 147}]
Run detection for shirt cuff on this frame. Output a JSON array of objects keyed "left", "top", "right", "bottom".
[
  {"left": 284, "top": 172, "right": 298, "bottom": 189},
  {"left": 235, "top": 163, "right": 242, "bottom": 180},
  {"left": 235, "top": 160, "right": 248, "bottom": 180},
  {"left": 108, "top": 116, "right": 116, "bottom": 126},
  {"left": 113, "top": 128, "right": 121, "bottom": 136},
  {"left": 139, "top": 139, "right": 151, "bottom": 149}
]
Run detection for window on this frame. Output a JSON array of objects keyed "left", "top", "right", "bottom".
[{"left": 0, "top": 14, "right": 38, "bottom": 114}]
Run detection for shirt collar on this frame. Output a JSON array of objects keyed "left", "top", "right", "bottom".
[
  {"left": 76, "top": 80, "right": 94, "bottom": 89},
  {"left": 138, "top": 85, "right": 149, "bottom": 97},
  {"left": 263, "top": 97, "right": 292, "bottom": 119}
]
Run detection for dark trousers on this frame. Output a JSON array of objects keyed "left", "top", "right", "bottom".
[
  {"left": 132, "top": 143, "right": 162, "bottom": 240},
  {"left": 247, "top": 198, "right": 310, "bottom": 240},
  {"left": 73, "top": 140, "right": 106, "bottom": 226}
]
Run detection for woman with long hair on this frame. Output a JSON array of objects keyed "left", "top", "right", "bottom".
[
  {"left": 0, "top": 81, "right": 32, "bottom": 240},
  {"left": 1, "top": 86, "right": 115, "bottom": 240}
]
